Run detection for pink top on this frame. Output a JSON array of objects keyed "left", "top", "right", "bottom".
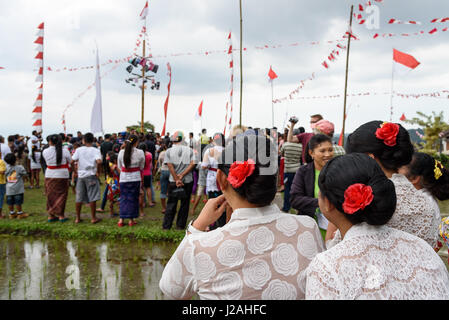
[{"left": 142, "top": 152, "right": 153, "bottom": 176}]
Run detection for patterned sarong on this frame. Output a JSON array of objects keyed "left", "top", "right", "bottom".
[
  {"left": 119, "top": 181, "right": 140, "bottom": 219},
  {"left": 45, "top": 178, "right": 69, "bottom": 217}
]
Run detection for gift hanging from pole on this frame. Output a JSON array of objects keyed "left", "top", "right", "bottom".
[{"left": 33, "top": 22, "right": 44, "bottom": 133}]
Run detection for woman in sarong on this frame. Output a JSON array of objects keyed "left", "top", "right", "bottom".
[{"left": 42, "top": 134, "right": 72, "bottom": 222}]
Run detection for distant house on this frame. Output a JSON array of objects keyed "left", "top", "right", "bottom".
[{"left": 440, "top": 129, "right": 449, "bottom": 155}]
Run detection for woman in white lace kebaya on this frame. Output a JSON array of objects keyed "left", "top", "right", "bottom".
[
  {"left": 343, "top": 121, "right": 440, "bottom": 247},
  {"left": 398, "top": 152, "right": 449, "bottom": 250},
  {"left": 304, "top": 153, "right": 449, "bottom": 299},
  {"left": 159, "top": 134, "right": 325, "bottom": 300}
]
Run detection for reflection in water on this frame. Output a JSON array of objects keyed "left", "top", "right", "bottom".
[
  {"left": 97, "top": 244, "right": 121, "bottom": 300},
  {"left": 0, "top": 237, "right": 177, "bottom": 300}
]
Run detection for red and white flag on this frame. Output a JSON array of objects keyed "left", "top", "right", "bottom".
[
  {"left": 195, "top": 100, "right": 203, "bottom": 120},
  {"left": 140, "top": 1, "right": 149, "bottom": 20},
  {"left": 268, "top": 66, "right": 278, "bottom": 80},
  {"left": 393, "top": 48, "right": 420, "bottom": 76}
]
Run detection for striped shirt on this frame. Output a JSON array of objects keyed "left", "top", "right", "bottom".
[
  {"left": 281, "top": 142, "right": 303, "bottom": 173},
  {"left": 332, "top": 145, "right": 346, "bottom": 157}
]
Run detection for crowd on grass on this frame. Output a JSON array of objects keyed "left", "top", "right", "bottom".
[{"left": 1, "top": 114, "right": 449, "bottom": 299}]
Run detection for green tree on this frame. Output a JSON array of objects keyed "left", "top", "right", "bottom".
[
  {"left": 404, "top": 111, "right": 449, "bottom": 155},
  {"left": 126, "top": 121, "right": 155, "bottom": 134}
]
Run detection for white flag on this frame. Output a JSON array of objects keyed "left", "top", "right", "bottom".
[
  {"left": 90, "top": 48, "right": 103, "bottom": 134},
  {"left": 140, "top": 1, "right": 149, "bottom": 20}
]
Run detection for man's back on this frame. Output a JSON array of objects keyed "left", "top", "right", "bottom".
[{"left": 164, "top": 144, "right": 195, "bottom": 183}]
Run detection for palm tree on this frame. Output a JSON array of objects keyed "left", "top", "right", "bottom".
[{"left": 126, "top": 121, "right": 155, "bottom": 133}]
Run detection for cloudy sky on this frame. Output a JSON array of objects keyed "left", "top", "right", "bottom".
[{"left": 0, "top": 0, "right": 448, "bottom": 138}]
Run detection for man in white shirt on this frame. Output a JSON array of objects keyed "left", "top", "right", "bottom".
[
  {"left": 0, "top": 135, "right": 11, "bottom": 160},
  {"left": 163, "top": 131, "right": 196, "bottom": 230},
  {"left": 71, "top": 132, "right": 102, "bottom": 224}
]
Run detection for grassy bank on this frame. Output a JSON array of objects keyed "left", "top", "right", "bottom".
[{"left": 0, "top": 174, "right": 206, "bottom": 243}]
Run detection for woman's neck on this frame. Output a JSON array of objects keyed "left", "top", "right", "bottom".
[{"left": 314, "top": 161, "right": 323, "bottom": 171}]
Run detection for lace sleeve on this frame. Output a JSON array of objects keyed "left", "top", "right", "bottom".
[
  {"left": 305, "top": 254, "right": 339, "bottom": 300},
  {"left": 159, "top": 236, "right": 196, "bottom": 300},
  {"left": 388, "top": 176, "right": 440, "bottom": 247}
]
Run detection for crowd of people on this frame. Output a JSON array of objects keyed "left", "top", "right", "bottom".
[{"left": 1, "top": 114, "right": 449, "bottom": 299}]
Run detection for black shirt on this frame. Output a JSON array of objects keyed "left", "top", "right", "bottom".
[{"left": 100, "top": 141, "right": 113, "bottom": 161}]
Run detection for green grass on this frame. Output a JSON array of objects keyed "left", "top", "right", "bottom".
[{"left": 0, "top": 174, "right": 206, "bottom": 243}]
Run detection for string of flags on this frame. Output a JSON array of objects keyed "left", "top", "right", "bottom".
[
  {"left": 284, "top": 90, "right": 449, "bottom": 101},
  {"left": 61, "top": 63, "right": 120, "bottom": 131},
  {"left": 273, "top": 32, "right": 350, "bottom": 104},
  {"left": 32, "top": 22, "right": 44, "bottom": 132}
]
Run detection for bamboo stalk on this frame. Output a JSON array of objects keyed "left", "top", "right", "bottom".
[{"left": 341, "top": 5, "right": 354, "bottom": 147}]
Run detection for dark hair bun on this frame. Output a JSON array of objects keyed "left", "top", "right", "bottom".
[
  {"left": 346, "top": 121, "right": 414, "bottom": 171},
  {"left": 407, "top": 152, "right": 449, "bottom": 201},
  {"left": 319, "top": 153, "right": 397, "bottom": 225},
  {"left": 218, "top": 134, "right": 278, "bottom": 207}
]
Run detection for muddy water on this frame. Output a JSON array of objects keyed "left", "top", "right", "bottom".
[{"left": 0, "top": 235, "right": 179, "bottom": 300}]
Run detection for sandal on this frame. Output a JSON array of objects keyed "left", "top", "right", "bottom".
[
  {"left": 91, "top": 218, "right": 102, "bottom": 224},
  {"left": 75, "top": 219, "right": 83, "bottom": 224},
  {"left": 129, "top": 220, "right": 137, "bottom": 227},
  {"left": 48, "top": 217, "right": 59, "bottom": 222},
  {"left": 59, "top": 218, "right": 69, "bottom": 223},
  {"left": 118, "top": 221, "right": 124, "bottom": 227}
]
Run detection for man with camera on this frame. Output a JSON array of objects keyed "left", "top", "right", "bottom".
[
  {"left": 162, "top": 131, "right": 196, "bottom": 230},
  {"left": 288, "top": 114, "right": 345, "bottom": 163}
]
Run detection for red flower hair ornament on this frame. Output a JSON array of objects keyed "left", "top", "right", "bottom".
[
  {"left": 375, "top": 122, "right": 400, "bottom": 147},
  {"left": 227, "top": 159, "right": 256, "bottom": 188},
  {"left": 342, "top": 183, "right": 374, "bottom": 214}
]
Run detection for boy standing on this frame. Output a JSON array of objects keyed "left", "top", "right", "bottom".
[
  {"left": 4, "top": 153, "right": 28, "bottom": 219},
  {"left": 72, "top": 133, "right": 102, "bottom": 224}
]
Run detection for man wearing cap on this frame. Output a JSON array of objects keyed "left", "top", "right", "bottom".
[
  {"left": 163, "top": 131, "right": 196, "bottom": 230},
  {"left": 288, "top": 115, "right": 345, "bottom": 163}
]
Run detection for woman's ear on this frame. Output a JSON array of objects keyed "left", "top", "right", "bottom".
[
  {"left": 217, "top": 169, "right": 229, "bottom": 191},
  {"left": 367, "top": 153, "right": 375, "bottom": 159},
  {"left": 308, "top": 148, "right": 314, "bottom": 158}
]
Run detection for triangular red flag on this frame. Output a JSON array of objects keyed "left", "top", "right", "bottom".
[
  {"left": 393, "top": 49, "right": 420, "bottom": 69},
  {"left": 400, "top": 113, "right": 406, "bottom": 121},
  {"left": 37, "top": 22, "right": 44, "bottom": 29},
  {"left": 268, "top": 66, "right": 278, "bottom": 80}
]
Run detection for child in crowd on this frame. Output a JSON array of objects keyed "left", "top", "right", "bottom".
[
  {"left": 4, "top": 153, "right": 28, "bottom": 219},
  {"left": 106, "top": 151, "right": 120, "bottom": 217},
  {"left": 0, "top": 151, "right": 6, "bottom": 219},
  {"left": 29, "top": 145, "right": 42, "bottom": 189}
]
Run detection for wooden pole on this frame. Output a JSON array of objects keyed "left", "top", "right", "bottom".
[
  {"left": 390, "top": 48, "right": 395, "bottom": 122},
  {"left": 271, "top": 80, "right": 274, "bottom": 128},
  {"left": 141, "top": 39, "right": 146, "bottom": 133},
  {"left": 239, "top": 0, "right": 243, "bottom": 127},
  {"left": 341, "top": 5, "right": 354, "bottom": 147}
]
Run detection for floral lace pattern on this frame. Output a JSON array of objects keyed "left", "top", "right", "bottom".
[
  {"left": 388, "top": 174, "right": 441, "bottom": 248},
  {"left": 304, "top": 223, "right": 449, "bottom": 299},
  {"left": 159, "top": 205, "right": 325, "bottom": 300}
]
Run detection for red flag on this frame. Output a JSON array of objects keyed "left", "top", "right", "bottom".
[
  {"left": 393, "top": 49, "right": 420, "bottom": 70},
  {"left": 268, "top": 66, "right": 278, "bottom": 80},
  {"left": 140, "top": 1, "right": 149, "bottom": 20},
  {"left": 195, "top": 100, "right": 203, "bottom": 120},
  {"left": 37, "top": 22, "right": 44, "bottom": 29},
  {"left": 400, "top": 113, "right": 406, "bottom": 121},
  {"left": 161, "top": 63, "right": 172, "bottom": 137}
]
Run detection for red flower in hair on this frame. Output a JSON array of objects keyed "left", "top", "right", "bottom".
[
  {"left": 227, "top": 159, "right": 256, "bottom": 188},
  {"left": 342, "top": 183, "right": 374, "bottom": 214},
  {"left": 375, "top": 122, "right": 400, "bottom": 147}
]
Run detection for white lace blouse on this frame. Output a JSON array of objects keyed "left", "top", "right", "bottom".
[
  {"left": 304, "top": 223, "right": 449, "bottom": 300},
  {"left": 159, "top": 204, "right": 325, "bottom": 300},
  {"left": 388, "top": 174, "right": 441, "bottom": 249}
]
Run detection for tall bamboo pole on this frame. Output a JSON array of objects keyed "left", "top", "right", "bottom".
[
  {"left": 141, "top": 39, "right": 146, "bottom": 133},
  {"left": 239, "top": 0, "right": 243, "bottom": 127},
  {"left": 341, "top": 5, "right": 354, "bottom": 147}
]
